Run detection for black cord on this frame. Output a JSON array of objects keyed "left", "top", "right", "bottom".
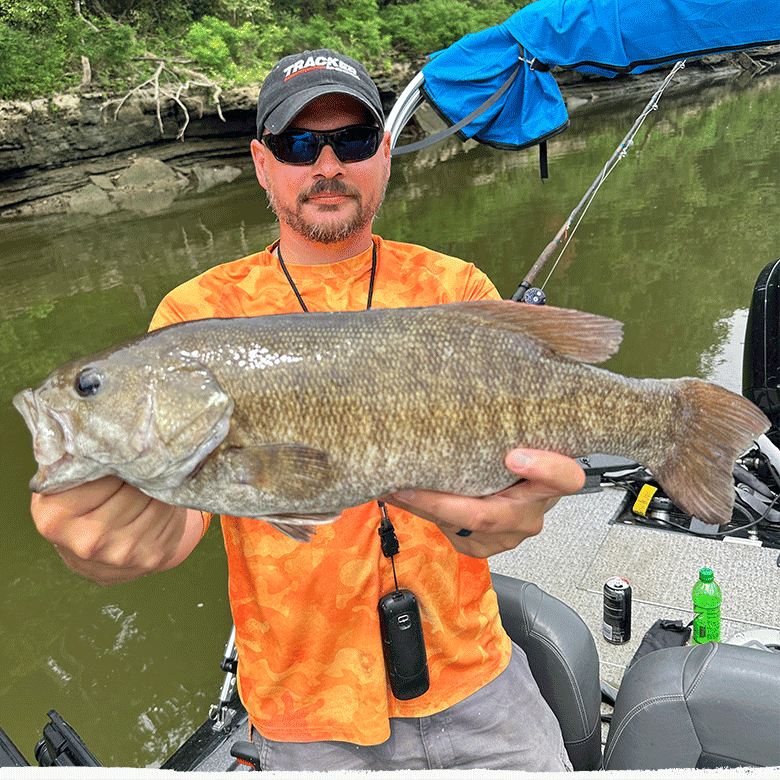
[
  {"left": 378, "top": 501, "right": 400, "bottom": 591},
  {"left": 276, "top": 239, "right": 378, "bottom": 312},
  {"left": 275, "top": 243, "right": 394, "bottom": 583},
  {"left": 603, "top": 476, "right": 780, "bottom": 538},
  {"left": 276, "top": 247, "right": 309, "bottom": 312},
  {"left": 655, "top": 496, "right": 776, "bottom": 538}
]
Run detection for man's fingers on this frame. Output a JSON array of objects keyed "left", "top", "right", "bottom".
[
  {"left": 503, "top": 449, "right": 586, "bottom": 498},
  {"left": 384, "top": 451, "right": 585, "bottom": 535},
  {"left": 30, "top": 477, "right": 200, "bottom": 582},
  {"left": 384, "top": 489, "right": 488, "bottom": 529},
  {"left": 385, "top": 489, "right": 532, "bottom": 534},
  {"left": 31, "top": 475, "right": 124, "bottom": 528}
]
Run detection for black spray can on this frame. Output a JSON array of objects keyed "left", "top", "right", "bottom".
[{"left": 602, "top": 577, "right": 632, "bottom": 644}]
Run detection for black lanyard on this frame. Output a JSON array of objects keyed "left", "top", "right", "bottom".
[{"left": 275, "top": 239, "right": 378, "bottom": 313}]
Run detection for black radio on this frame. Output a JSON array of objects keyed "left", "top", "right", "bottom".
[
  {"left": 377, "top": 502, "right": 430, "bottom": 700},
  {"left": 378, "top": 588, "right": 430, "bottom": 700}
]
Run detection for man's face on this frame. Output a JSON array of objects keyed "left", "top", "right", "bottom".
[{"left": 251, "top": 93, "right": 391, "bottom": 245}]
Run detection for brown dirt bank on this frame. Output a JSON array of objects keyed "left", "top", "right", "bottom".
[{"left": 1, "top": 48, "right": 777, "bottom": 221}]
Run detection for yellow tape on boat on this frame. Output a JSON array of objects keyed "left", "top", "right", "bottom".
[{"left": 633, "top": 484, "right": 657, "bottom": 517}]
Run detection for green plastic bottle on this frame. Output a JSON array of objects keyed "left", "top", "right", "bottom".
[{"left": 692, "top": 567, "right": 722, "bottom": 644}]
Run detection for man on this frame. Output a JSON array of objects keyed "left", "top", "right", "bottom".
[{"left": 30, "top": 50, "right": 585, "bottom": 770}]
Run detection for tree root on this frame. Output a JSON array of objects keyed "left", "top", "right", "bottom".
[{"left": 102, "top": 56, "right": 226, "bottom": 141}]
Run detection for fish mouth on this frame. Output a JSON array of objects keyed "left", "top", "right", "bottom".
[
  {"left": 28, "top": 455, "right": 82, "bottom": 494},
  {"left": 13, "top": 388, "right": 76, "bottom": 494}
]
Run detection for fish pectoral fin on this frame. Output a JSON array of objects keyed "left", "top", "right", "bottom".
[
  {"left": 229, "top": 443, "right": 332, "bottom": 500},
  {"left": 449, "top": 300, "right": 624, "bottom": 364},
  {"left": 261, "top": 513, "right": 340, "bottom": 542}
]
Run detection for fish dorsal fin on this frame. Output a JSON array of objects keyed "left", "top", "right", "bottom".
[{"left": 447, "top": 301, "right": 624, "bottom": 364}]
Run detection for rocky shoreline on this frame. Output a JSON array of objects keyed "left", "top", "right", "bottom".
[{"left": 1, "top": 48, "right": 777, "bottom": 221}]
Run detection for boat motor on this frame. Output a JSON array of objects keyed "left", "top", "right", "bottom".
[{"left": 743, "top": 259, "right": 780, "bottom": 446}]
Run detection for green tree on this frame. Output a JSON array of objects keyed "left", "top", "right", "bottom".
[
  {"left": 81, "top": 0, "right": 194, "bottom": 36},
  {"left": 380, "top": 0, "right": 521, "bottom": 58},
  {"left": 269, "top": 0, "right": 338, "bottom": 23},
  {"left": 185, "top": 2, "right": 288, "bottom": 83},
  {"left": 288, "top": 0, "right": 389, "bottom": 68},
  {"left": 0, "top": 0, "right": 144, "bottom": 98},
  {"left": 0, "top": 0, "right": 534, "bottom": 101}
]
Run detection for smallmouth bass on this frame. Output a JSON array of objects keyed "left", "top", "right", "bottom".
[{"left": 13, "top": 301, "right": 769, "bottom": 540}]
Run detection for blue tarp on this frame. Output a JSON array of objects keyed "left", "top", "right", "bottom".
[
  {"left": 510, "top": 0, "right": 780, "bottom": 76},
  {"left": 420, "top": 25, "right": 570, "bottom": 150},
  {"left": 419, "top": 0, "right": 780, "bottom": 150}
]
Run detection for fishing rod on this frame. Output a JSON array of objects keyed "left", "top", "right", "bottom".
[{"left": 511, "top": 60, "right": 687, "bottom": 303}]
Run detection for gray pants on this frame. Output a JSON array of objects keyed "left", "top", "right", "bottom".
[{"left": 252, "top": 643, "right": 573, "bottom": 771}]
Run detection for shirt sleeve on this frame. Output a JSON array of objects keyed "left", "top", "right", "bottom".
[
  {"left": 463, "top": 266, "right": 501, "bottom": 301},
  {"left": 148, "top": 266, "right": 229, "bottom": 331},
  {"left": 148, "top": 290, "right": 194, "bottom": 331}
]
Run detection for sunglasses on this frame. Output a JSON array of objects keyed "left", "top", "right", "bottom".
[{"left": 261, "top": 125, "right": 383, "bottom": 165}]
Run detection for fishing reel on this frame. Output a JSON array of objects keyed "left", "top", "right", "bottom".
[
  {"left": 521, "top": 287, "right": 547, "bottom": 305},
  {"left": 510, "top": 281, "right": 547, "bottom": 305}
]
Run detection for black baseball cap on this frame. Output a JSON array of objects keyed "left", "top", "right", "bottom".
[{"left": 256, "top": 49, "right": 385, "bottom": 137}]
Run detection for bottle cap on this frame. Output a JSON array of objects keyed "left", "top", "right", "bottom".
[{"left": 699, "top": 567, "right": 714, "bottom": 582}]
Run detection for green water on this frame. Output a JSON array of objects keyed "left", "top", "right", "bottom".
[{"left": 1, "top": 74, "right": 778, "bottom": 766}]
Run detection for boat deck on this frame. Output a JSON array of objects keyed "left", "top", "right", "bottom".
[{"left": 490, "top": 482, "right": 780, "bottom": 693}]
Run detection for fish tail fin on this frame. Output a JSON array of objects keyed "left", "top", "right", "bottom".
[{"left": 650, "top": 380, "right": 769, "bottom": 525}]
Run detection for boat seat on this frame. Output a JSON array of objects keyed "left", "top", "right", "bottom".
[
  {"left": 490, "top": 573, "right": 602, "bottom": 771},
  {"left": 603, "top": 641, "right": 780, "bottom": 769}
]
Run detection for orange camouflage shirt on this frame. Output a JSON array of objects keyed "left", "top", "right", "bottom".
[{"left": 149, "top": 236, "right": 512, "bottom": 745}]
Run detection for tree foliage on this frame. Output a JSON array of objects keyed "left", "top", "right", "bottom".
[
  {"left": 0, "top": 0, "right": 142, "bottom": 99},
  {"left": 0, "top": 0, "right": 531, "bottom": 100},
  {"left": 381, "top": 0, "right": 520, "bottom": 57},
  {"left": 185, "top": 2, "right": 288, "bottom": 84}
]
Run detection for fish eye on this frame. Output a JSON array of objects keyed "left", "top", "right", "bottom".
[{"left": 74, "top": 368, "right": 102, "bottom": 398}]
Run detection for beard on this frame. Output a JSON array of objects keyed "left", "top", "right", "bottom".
[{"left": 266, "top": 177, "right": 387, "bottom": 245}]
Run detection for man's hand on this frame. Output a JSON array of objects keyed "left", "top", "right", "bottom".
[
  {"left": 384, "top": 449, "right": 585, "bottom": 558},
  {"left": 30, "top": 476, "right": 204, "bottom": 585}
]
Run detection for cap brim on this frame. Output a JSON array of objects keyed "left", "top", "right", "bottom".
[{"left": 263, "top": 85, "right": 384, "bottom": 134}]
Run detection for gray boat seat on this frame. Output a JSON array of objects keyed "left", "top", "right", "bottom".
[
  {"left": 490, "top": 573, "right": 602, "bottom": 771},
  {"left": 603, "top": 641, "right": 780, "bottom": 769}
]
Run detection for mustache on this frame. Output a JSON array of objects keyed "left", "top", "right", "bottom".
[{"left": 298, "top": 179, "right": 360, "bottom": 203}]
